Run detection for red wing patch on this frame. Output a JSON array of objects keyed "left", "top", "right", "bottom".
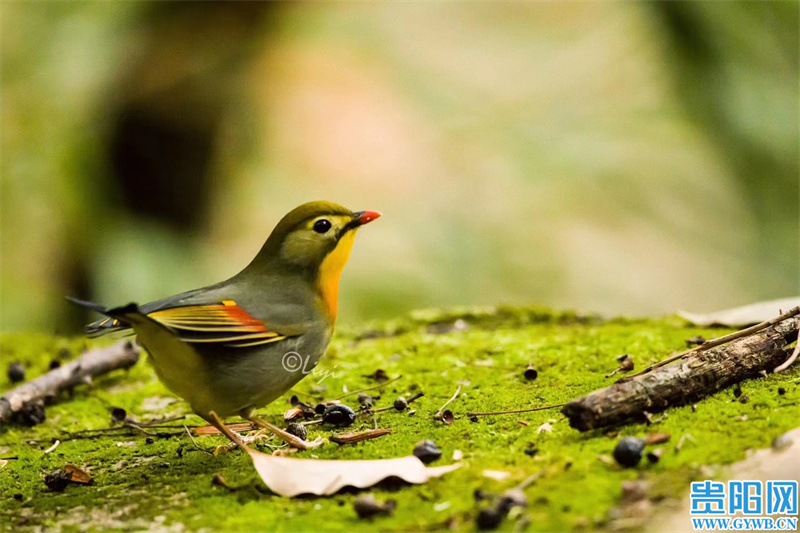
[{"left": 148, "top": 300, "right": 286, "bottom": 348}]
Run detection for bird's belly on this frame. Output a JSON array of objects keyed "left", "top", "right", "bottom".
[{"left": 192, "top": 334, "right": 330, "bottom": 417}]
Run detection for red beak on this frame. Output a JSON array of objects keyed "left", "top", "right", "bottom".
[{"left": 352, "top": 210, "right": 382, "bottom": 226}]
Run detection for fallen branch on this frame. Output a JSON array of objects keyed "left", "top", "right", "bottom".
[
  {"left": 0, "top": 341, "right": 140, "bottom": 424},
  {"left": 466, "top": 403, "right": 566, "bottom": 418},
  {"left": 562, "top": 317, "right": 799, "bottom": 431},
  {"left": 629, "top": 306, "right": 800, "bottom": 378}
]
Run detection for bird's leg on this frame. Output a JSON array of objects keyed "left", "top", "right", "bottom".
[
  {"left": 203, "top": 411, "right": 263, "bottom": 455},
  {"left": 240, "top": 407, "right": 325, "bottom": 450},
  {"left": 212, "top": 428, "right": 273, "bottom": 456}
]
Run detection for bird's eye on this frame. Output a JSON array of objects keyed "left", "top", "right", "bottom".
[{"left": 313, "top": 219, "right": 332, "bottom": 234}]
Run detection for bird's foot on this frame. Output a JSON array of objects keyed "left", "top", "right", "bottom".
[
  {"left": 213, "top": 429, "right": 273, "bottom": 456},
  {"left": 246, "top": 415, "right": 326, "bottom": 450}
]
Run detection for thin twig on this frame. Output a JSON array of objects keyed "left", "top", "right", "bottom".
[
  {"left": 774, "top": 342, "right": 800, "bottom": 373},
  {"left": 629, "top": 306, "right": 800, "bottom": 378},
  {"left": 124, "top": 421, "right": 158, "bottom": 436},
  {"left": 435, "top": 385, "right": 462, "bottom": 419},
  {"left": 436, "top": 385, "right": 461, "bottom": 416},
  {"left": 516, "top": 469, "right": 545, "bottom": 490},
  {"left": 43, "top": 440, "right": 60, "bottom": 454},
  {"left": 184, "top": 425, "right": 213, "bottom": 455},
  {"left": 332, "top": 375, "right": 403, "bottom": 401},
  {"left": 467, "top": 403, "right": 566, "bottom": 417}
]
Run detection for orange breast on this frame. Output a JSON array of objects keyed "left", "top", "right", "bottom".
[{"left": 316, "top": 230, "right": 357, "bottom": 321}]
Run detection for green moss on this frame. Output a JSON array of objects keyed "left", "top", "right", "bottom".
[{"left": 1, "top": 308, "right": 798, "bottom": 532}]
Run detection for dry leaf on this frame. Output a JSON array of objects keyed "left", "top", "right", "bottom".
[
  {"left": 245, "top": 450, "right": 460, "bottom": 497},
  {"left": 64, "top": 464, "right": 92, "bottom": 484},
  {"left": 678, "top": 298, "right": 800, "bottom": 327},
  {"left": 193, "top": 422, "right": 257, "bottom": 435},
  {"left": 283, "top": 407, "right": 304, "bottom": 421}
]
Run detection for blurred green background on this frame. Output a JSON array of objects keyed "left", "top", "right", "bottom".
[{"left": 1, "top": 2, "right": 797, "bottom": 334}]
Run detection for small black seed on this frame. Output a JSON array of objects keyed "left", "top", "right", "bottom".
[
  {"left": 110, "top": 407, "right": 127, "bottom": 423},
  {"left": 315, "top": 403, "right": 327, "bottom": 415},
  {"left": 44, "top": 469, "right": 71, "bottom": 492},
  {"left": 646, "top": 449, "right": 662, "bottom": 464},
  {"left": 145, "top": 437, "right": 155, "bottom": 445},
  {"left": 469, "top": 415, "right": 479, "bottom": 423},
  {"left": 322, "top": 404, "right": 356, "bottom": 426},
  {"left": 476, "top": 508, "right": 503, "bottom": 530},
  {"left": 733, "top": 386, "right": 742, "bottom": 398},
  {"left": 441, "top": 410, "right": 454, "bottom": 424},
  {"left": 523, "top": 363, "right": 538, "bottom": 381},
  {"left": 357, "top": 393, "right": 373, "bottom": 406},
  {"left": 617, "top": 354, "right": 634, "bottom": 371},
  {"left": 613, "top": 437, "right": 644, "bottom": 468},
  {"left": 393, "top": 397, "right": 408, "bottom": 411},
  {"left": 353, "top": 494, "right": 396, "bottom": 518},
  {"left": 13, "top": 493, "right": 23, "bottom": 501},
  {"left": 14, "top": 400, "right": 46, "bottom": 427},
  {"left": 685, "top": 336, "right": 706, "bottom": 347},
  {"left": 524, "top": 447, "right": 538, "bottom": 457},
  {"left": 413, "top": 440, "right": 442, "bottom": 464},
  {"left": 7, "top": 362, "right": 25, "bottom": 383},
  {"left": 497, "top": 488, "right": 528, "bottom": 515},
  {"left": 364, "top": 369, "right": 389, "bottom": 382},
  {"left": 474, "top": 489, "right": 492, "bottom": 502},
  {"left": 778, "top": 387, "right": 786, "bottom": 396},
  {"left": 48, "top": 360, "right": 61, "bottom": 370},
  {"left": 286, "top": 422, "right": 308, "bottom": 440},
  {"left": 738, "top": 394, "right": 749, "bottom": 404}
]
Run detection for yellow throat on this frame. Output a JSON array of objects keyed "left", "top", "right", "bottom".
[{"left": 317, "top": 230, "right": 357, "bottom": 320}]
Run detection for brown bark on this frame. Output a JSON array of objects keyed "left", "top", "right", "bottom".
[
  {"left": 0, "top": 340, "right": 140, "bottom": 423},
  {"left": 562, "top": 317, "right": 799, "bottom": 431}
]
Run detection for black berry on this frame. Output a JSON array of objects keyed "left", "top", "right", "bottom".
[
  {"left": 613, "top": 436, "right": 644, "bottom": 468},
  {"left": 393, "top": 397, "right": 408, "bottom": 411},
  {"left": 286, "top": 422, "right": 308, "bottom": 440},
  {"left": 7, "top": 362, "right": 25, "bottom": 383},
  {"left": 413, "top": 440, "right": 442, "bottom": 464},
  {"left": 476, "top": 508, "right": 502, "bottom": 530},
  {"left": 322, "top": 404, "right": 356, "bottom": 426}
]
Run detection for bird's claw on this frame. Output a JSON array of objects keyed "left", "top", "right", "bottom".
[
  {"left": 213, "top": 429, "right": 272, "bottom": 455},
  {"left": 290, "top": 436, "right": 326, "bottom": 451}
]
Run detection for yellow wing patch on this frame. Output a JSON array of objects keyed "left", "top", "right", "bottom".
[{"left": 148, "top": 301, "right": 287, "bottom": 348}]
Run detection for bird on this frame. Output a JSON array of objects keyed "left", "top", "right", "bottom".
[{"left": 68, "top": 201, "right": 381, "bottom": 449}]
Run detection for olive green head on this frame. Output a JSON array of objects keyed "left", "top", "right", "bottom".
[{"left": 248, "top": 201, "right": 381, "bottom": 276}]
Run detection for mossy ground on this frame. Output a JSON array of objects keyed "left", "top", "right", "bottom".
[{"left": 1, "top": 307, "right": 798, "bottom": 532}]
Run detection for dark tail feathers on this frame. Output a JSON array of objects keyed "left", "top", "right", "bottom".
[{"left": 65, "top": 297, "right": 138, "bottom": 337}]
